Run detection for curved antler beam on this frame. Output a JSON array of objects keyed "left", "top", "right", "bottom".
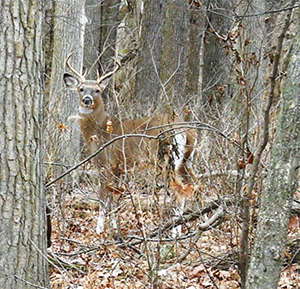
[{"left": 66, "top": 53, "right": 85, "bottom": 83}]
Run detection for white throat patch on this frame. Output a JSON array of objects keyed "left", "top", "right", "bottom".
[{"left": 79, "top": 106, "right": 93, "bottom": 115}]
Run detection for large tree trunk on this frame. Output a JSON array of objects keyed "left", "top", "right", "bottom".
[
  {"left": 0, "top": 0, "right": 49, "bottom": 287},
  {"left": 99, "top": 0, "right": 121, "bottom": 73},
  {"left": 46, "top": 0, "right": 86, "bottom": 177},
  {"left": 161, "top": 0, "right": 189, "bottom": 109},
  {"left": 185, "top": 1, "right": 205, "bottom": 98},
  {"left": 201, "top": 0, "right": 231, "bottom": 105},
  {"left": 84, "top": 0, "right": 102, "bottom": 79},
  {"left": 246, "top": 6, "right": 300, "bottom": 288},
  {"left": 135, "top": 0, "right": 166, "bottom": 113},
  {"left": 230, "top": 1, "right": 277, "bottom": 286}
]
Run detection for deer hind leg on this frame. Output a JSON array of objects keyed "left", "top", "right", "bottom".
[
  {"left": 96, "top": 178, "right": 119, "bottom": 235},
  {"left": 87, "top": 135, "right": 107, "bottom": 234},
  {"left": 96, "top": 164, "right": 124, "bottom": 236},
  {"left": 170, "top": 133, "right": 197, "bottom": 237}
]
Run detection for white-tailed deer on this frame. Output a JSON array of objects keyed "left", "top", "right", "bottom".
[{"left": 63, "top": 54, "right": 197, "bottom": 235}]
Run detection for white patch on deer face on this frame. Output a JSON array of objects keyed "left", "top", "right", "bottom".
[
  {"left": 172, "top": 133, "right": 186, "bottom": 170},
  {"left": 79, "top": 106, "right": 93, "bottom": 115}
]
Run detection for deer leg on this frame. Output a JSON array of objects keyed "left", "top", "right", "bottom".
[
  {"left": 96, "top": 179, "right": 107, "bottom": 234},
  {"left": 96, "top": 165, "right": 122, "bottom": 237}
]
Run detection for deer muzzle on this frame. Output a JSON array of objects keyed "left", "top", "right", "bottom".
[{"left": 82, "top": 95, "right": 94, "bottom": 107}]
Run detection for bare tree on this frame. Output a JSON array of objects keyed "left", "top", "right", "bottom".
[{"left": 0, "top": 0, "right": 49, "bottom": 287}]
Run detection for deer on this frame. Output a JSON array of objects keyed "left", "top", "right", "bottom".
[{"left": 63, "top": 54, "right": 197, "bottom": 235}]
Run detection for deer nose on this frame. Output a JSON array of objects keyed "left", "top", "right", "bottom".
[{"left": 82, "top": 95, "right": 94, "bottom": 107}]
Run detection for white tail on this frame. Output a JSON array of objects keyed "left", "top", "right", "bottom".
[{"left": 64, "top": 54, "right": 197, "bottom": 234}]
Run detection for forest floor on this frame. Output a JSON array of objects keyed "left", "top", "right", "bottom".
[{"left": 47, "top": 170, "right": 300, "bottom": 289}]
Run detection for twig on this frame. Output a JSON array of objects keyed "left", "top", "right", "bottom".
[
  {"left": 126, "top": 195, "right": 233, "bottom": 247},
  {"left": 14, "top": 275, "right": 49, "bottom": 289},
  {"left": 29, "top": 239, "right": 73, "bottom": 287},
  {"left": 234, "top": 4, "right": 299, "bottom": 19},
  {"left": 48, "top": 252, "right": 87, "bottom": 275}
]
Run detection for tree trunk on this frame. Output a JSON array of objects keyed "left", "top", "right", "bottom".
[
  {"left": 161, "top": 0, "right": 189, "bottom": 109},
  {"left": 201, "top": 0, "right": 231, "bottom": 105},
  {"left": 99, "top": 0, "right": 121, "bottom": 73},
  {"left": 185, "top": 2, "right": 205, "bottom": 98},
  {"left": 246, "top": 6, "right": 300, "bottom": 288},
  {"left": 234, "top": 1, "right": 268, "bottom": 287},
  {"left": 135, "top": 0, "right": 166, "bottom": 113},
  {"left": 0, "top": 0, "right": 49, "bottom": 288},
  {"left": 84, "top": 0, "right": 102, "bottom": 79},
  {"left": 46, "top": 0, "right": 86, "bottom": 176}
]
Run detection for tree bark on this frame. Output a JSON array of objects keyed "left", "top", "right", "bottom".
[
  {"left": 84, "top": 0, "right": 102, "bottom": 79},
  {"left": 246, "top": 6, "right": 300, "bottom": 288},
  {"left": 99, "top": 0, "right": 121, "bottom": 73},
  {"left": 0, "top": 0, "right": 49, "bottom": 287},
  {"left": 235, "top": 1, "right": 268, "bottom": 286},
  {"left": 202, "top": 0, "right": 231, "bottom": 105},
  {"left": 135, "top": 0, "right": 166, "bottom": 113},
  {"left": 161, "top": 0, "right": 189, "bottom": 108},
  {"left": 46, "top": 0, "right": 86, "bottom": 174},
  {"left": 185, "top": 2, "right": 205, "bottom": 97}
]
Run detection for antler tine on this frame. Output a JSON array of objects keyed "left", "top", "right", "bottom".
[
  {"left": 97, "top": 58, "right": 121, "bottom": 84},
  {"left": 66, "top": 53, "right": 85, "bottom": 82}
]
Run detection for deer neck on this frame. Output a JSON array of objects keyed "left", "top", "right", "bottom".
[
  {"left": 78, "top": 105, "right": 119, "bottom": 146},
  {"left": 79, "top": 104, "right": 107, "bottom": 126}
]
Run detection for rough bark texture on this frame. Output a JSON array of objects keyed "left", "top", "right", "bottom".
[
  {"left": 161, "top": 0, "right": 189, "bottom": 107},
  {"left": 46, "top": 0, "right": 86, "bottom": 170},
  {"left": 0, "top": 0, "right": 49, "bottom": 288},
  {"left": 185, "top": 2, "right": 205, "bottom": 97},
  {"left": 84, "top": 0, "right": 102, "bottom": 79},
  {"left": 202, "top": 0, "right": 231, "bottom": 104},
  {"left": 135, "top": 0, "right": 166, "bottom": 113},
  {"left": 245, "top": 13, "right": 300, "bottom": 288},
  {"left": 99, "top": 0, "right": 121, "bottom": 73},
  {"left": 236, "top": 1, "right": 268, "bottom": 286}
]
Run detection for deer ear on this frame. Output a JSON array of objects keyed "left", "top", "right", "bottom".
[{"left": 63, "top": 73, "right": 79, "bottom": 90}]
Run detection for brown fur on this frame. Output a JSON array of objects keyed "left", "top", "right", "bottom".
[{"left": 64, "top": 63, "right": 197, "bottom": 231}]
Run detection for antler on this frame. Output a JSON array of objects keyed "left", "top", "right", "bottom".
[
  {"left": 66, "top": 53, "right": 86, "bottom": 83},
  {"left": 97, "top": 58, "right": 121, "bottom": 84}
]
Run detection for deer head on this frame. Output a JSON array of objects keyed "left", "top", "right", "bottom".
[{"left": 63, "top": 53, "right": 121, "bottom": 113}]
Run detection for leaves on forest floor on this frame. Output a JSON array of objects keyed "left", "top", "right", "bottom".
[{"left": 48, "top": 182, "right": 300, "bottom": 288}]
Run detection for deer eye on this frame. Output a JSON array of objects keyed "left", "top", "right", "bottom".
[
  {"left": 79, "top": 87, "right": 84, "bottom": 92},
  {"left": 95, "top": 89, "right": 100, "bottom": 94}
]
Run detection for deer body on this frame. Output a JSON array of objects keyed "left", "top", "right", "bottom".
[{"left": 64, "top": 55, "right": 197, "bottom": 234}]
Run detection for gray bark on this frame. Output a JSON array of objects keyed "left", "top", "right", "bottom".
[
  {"left": 99, "top": 0, "right": 121, "bottom": 73},
  {"left": 84, "top": 0, "right": 102, "bottom": 79},
  {"left": 185, "top": 2, "right": 205, "bottom": 97},
  {"left": 161, "top": 0, "right": 189, "bottom": 109},
  {"left": 202, "top": 0, "right": 232, "bottom": 105},
  {"left": 246, "top": 11, "right": 300, "bottom": 288},
  {"left": 135, "top": 0, "right": 166, "bottom": 113},
  {"left": 46, "top": 0, "right": 86, "bottom": 173},
  {"left": 0, "top": 0, "right": 49, "bottom": 287}
]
